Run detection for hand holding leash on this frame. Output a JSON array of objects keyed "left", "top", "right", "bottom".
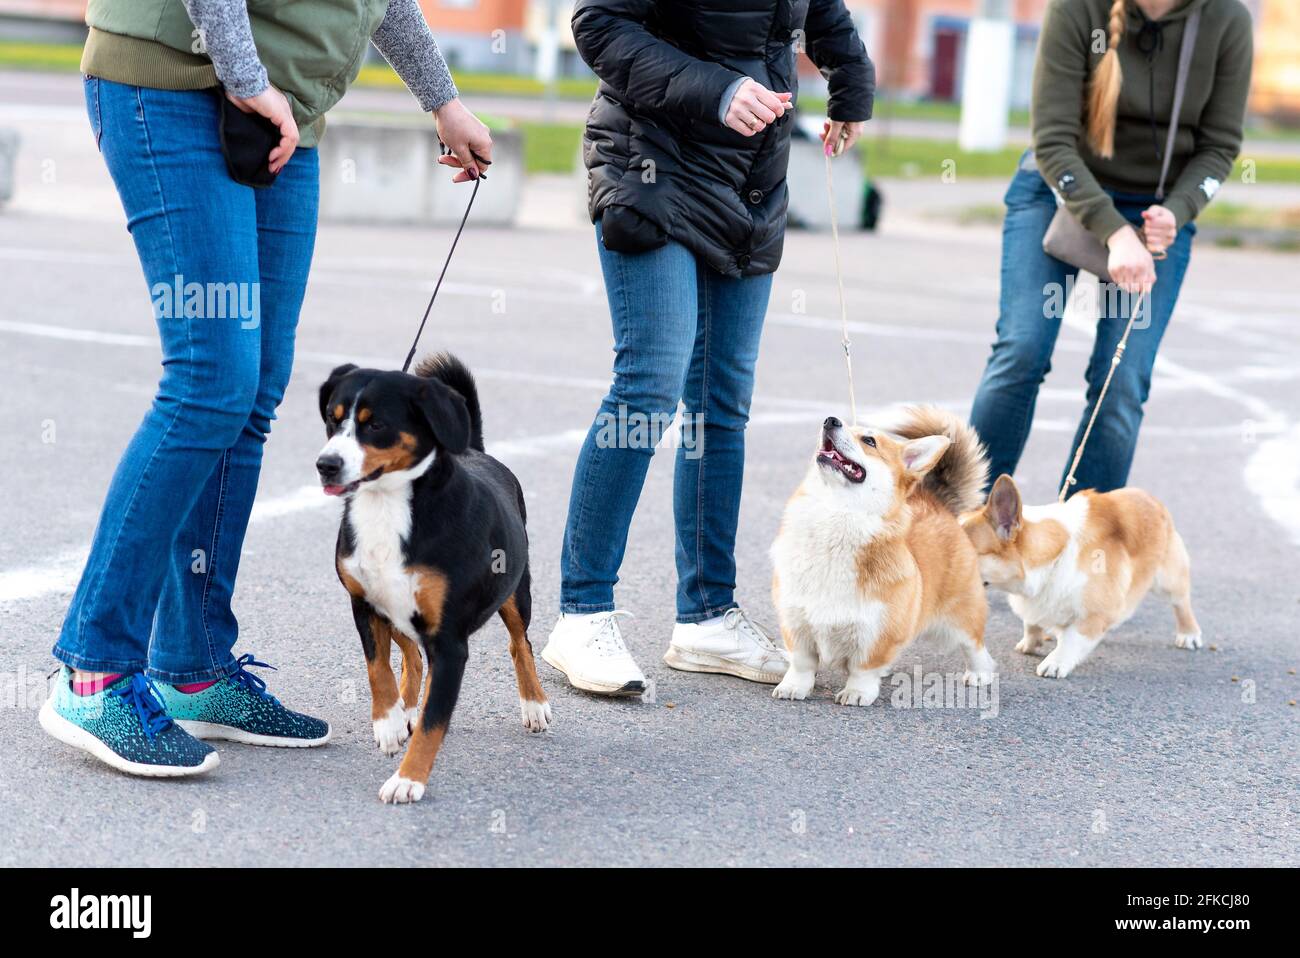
[
  {"left": 821, "top": 119, "right": 864, "bottom": 157},
  {"left": 434, "top": 97, "right": 493, "bottom": 181}
]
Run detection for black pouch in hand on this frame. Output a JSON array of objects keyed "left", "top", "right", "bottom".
[{"left": 217, "top": 90, "right": 281, "bottom": 188}]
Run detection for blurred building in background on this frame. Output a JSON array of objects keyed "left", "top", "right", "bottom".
[
  {"left": 843, "top": 0, "right": 1047, "bottom": 109},
  {"left": 0, "top": 0, "right": 1296, "bottom": 121},
  {"left": 0, "top": 0, "right": 83, "bottom": 41},
  {"left": 1248, "top": 0, "right": 1299, "bottom": 121},
  {"left": 417, "top": 0, "right": 532, "bottom": 74}
]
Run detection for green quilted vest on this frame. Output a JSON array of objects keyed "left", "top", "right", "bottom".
[{"left": 85, "top": 0, "right": 391, "bottom": 146}]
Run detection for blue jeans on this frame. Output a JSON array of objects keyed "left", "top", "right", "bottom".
[
  {"left": 969, "top": 162, "right": 1194, "bottom": 495},
  {"left": 560, "top": 225, "right": 773, "bottom": 623},
  {"left": 53, "top": 78, "right": 318, "bottom": 682}
]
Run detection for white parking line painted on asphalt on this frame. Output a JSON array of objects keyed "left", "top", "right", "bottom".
[
  {"left": 7, "top": 281, "right": 1298, "bottom": 549},
  {"left": 1062, "top": 275, "right": 1299, "bottom": 546},
  {"left": 768, "top": 311, "right": 995, "bottom": 345},
  {"left": 1244, "top": 424, "right": 1300, "bottom": 548},
  {"left": 0, "top": 405, "right": 947, "bottom": 608},
  {"left": 0, "top": 247, "right": 133, "bottom": 266},
  {"left": 0, "top": 319, "right": 154, "bottom": 348},
  {"left": 0, "top": 548, "right": 87, "bottom": 607},
  {"left": 0, "top": 425, "right": 594, "bottom": 608}
]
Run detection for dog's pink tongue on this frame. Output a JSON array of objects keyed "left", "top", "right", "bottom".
[{"left": 322, "top": 485, "right": 344, "bottom": 497}]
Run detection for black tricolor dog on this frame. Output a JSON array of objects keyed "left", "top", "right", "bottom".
[{"left": 316, "top": 353, "right": 551, "bottom": 804}]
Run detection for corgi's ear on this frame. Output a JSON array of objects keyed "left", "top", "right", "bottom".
[
  {"left": 901, "top": 435, "right": 951, "bottom": 477},
  {"left": 989, "top": 474, "right": 1022, "bottom": 540}
]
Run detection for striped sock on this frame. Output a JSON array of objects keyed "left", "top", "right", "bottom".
[
  {"left": 72, "top": 673, "right": 122, "bottom": 696},
  {"left": 173, "top": 679, "right": 219, "bottom": 694}
]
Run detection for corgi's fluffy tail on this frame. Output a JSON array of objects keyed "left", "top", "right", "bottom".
[{"left": 889, "top": 405, "right": 989, "bottom": 514}]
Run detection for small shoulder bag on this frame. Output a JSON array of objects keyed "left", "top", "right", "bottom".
[{"left": 1041, "top": 8, "right": 1201, "bottom": 281}]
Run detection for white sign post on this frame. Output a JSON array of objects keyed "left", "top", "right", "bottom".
[{"left": 957, "top": 17, "right": 1016, "bottom": 152}]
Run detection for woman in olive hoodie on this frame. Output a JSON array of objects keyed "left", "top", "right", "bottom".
[
  {"left": 969, "top": 0, "right": 1252, "bottom": 496},
  {"left": 42, "top": 0, "right": 491, "bottom": 777}
]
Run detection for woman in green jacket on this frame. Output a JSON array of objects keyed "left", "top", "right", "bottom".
[
  {"left": 42, "top": 0, "right": 491, "bottom": 777},
  {"left": 969, "top": 0, "right": 1252, "bottom": 496}
]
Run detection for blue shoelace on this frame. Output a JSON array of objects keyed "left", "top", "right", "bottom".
[
  {"left": 228, "top": 653, "right": 280, "bottom": 704},
  {"left": 110, "top": 673, "right": 174, "bottom": 740}
]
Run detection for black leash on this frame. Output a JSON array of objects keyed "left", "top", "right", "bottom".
[{"left": 401, "top": 171, "right": 483, "bottom": 374}]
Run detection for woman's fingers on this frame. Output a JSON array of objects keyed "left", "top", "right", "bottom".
[
  {"left": 753, "top": 86, "right": 788, "bottom": 117},
  {"left": 749, "top": 100, "right": 777, "bottom": 125},
  {"left": 821, "top": 120, "right": 864, "bottom": 157},
  {"left": 227, "top": 86, "right": 300, "bottom": 173},
  {"left": 727, "top": 108, "right": 765, "bottom": 136},
  {"left": 725, "top": 80, "right": 792, "bottom": 135},
  {"left": 1114, "top": 263, "right": 1157, "bottom": 295},
  {"left": 267, "top": 109, "right": 299, "bottom": 172},
  {"left": 840, "top": 121, "right": 864, "bottom": 152},
  {"left": 823, "top": 120, "right": 844, "bottom": 155},
  {"left": 468, "top": 129, "right": 493, "bottom": 168},
  {"left": 433, "top": 98, "right": 493, "bottom": 180},
  {"left": 450, "top": 142, "right": 479, "bottom": 179},
  {"left": 437, "top": 153, "right": 477, "bottom": 183}
]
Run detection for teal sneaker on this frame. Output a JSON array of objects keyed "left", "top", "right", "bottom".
[
  {"left": 39, "top": 668, "right": 218, "bottom": 777},
  {"left": 159, "top": 654, "right": 331, "bottom": 748}
]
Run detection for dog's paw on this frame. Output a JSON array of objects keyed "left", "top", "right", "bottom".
[
  {"left": 379, "top": 773, "right": 425, "bottom": 805},
  {"left": 834, "top": 676, "right": 880, "bottom": 707},
  {"left": 520, "top": 698, "right": 552, "bottom": 732},
  {"left": 833, "top": 686, "right": 879, "bottom": 707},
  {"left": 1015, "top": 635, "right": 1047, "bottom": 656},
  {"left": 405, "top": 705, "right": 420, "bottom": 734},
  {"left": 1175, "top": 632, "right": 1203, "bottom": 651},
  {"left": 963, "top": 669, "right": 997, "bottom": 687},
  {"left": 373, "top": 702, "right": 411, "bottom": 756},
  {"left": 1036, "top": 650, "right": 1075, "bottom": 679},
  {"left": 772, "top": 672, "right": 813, "bottom": 701}
]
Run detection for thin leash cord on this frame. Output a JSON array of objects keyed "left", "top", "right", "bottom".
[
  {"left": 401, "top": 174, "right": 482, "bottom": 374},
  {"left": 1057, "top": 288, "right": 1147, "bottom": 502},
  {"left": 824, "top": 148, "right": 858, "bottom": 426}
]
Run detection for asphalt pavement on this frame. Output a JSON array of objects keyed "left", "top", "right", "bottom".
[{"left": 0, "top": 76, "right": 1297, "bottom": 867}]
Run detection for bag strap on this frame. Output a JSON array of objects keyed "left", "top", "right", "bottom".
[{"left": 1157, "top": 8, "right": 1201, "bottom": 200}]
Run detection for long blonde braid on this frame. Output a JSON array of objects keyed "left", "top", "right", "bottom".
[{"left": 1086, "top": 0, "right": 1127, "bottom": 158}]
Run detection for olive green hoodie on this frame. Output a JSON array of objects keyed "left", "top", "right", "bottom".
[
  {"left": 81, "top": 0, "right": 391, "bottom": 148},
  {"left": 1032, "top": 0, "right": 1253, "bottom": 243}
]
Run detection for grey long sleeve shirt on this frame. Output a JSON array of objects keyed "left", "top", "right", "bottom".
[{"left": 183, "top": 0, "right": 458, "bottom": 110}]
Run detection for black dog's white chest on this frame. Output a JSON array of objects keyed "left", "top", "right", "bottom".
[{"left": 342, "top": 486, "right": 422, "bottom": 638}]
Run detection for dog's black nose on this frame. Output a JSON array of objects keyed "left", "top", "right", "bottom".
[
  {"left": 824, "top": 416, "right": 842, "bottom": 430},
  {"left": 316, "top": 453, "right": 343, "bottom": 479}
]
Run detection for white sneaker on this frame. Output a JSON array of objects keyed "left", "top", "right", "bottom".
[
  {"left": 541, "top": 611, "right": 647, "bottom": 696},
  {"left": 664, "top": 607, "right": 789, "bottom": 684}
]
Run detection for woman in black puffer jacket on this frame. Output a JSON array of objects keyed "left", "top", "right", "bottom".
[{"left": 541, "top": 0, "right": 875, "bottom": 697}]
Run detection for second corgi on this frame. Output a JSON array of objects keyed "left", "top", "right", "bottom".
[
  {"left": 960, "top": 475, "right": 1202, "bottom": 678},
  {"left": 770, "top": 407, "right": 996, "bottom": 707}
]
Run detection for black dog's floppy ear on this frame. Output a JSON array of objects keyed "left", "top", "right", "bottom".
[
  {"left": 318, "top": 364, "right": 358, "bottom": 422},
  {"left": 416, "top": 379, "right": 471, "bottom": 454}
]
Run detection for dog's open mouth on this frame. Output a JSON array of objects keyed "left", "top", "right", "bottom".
[
  {"left": 817, "top": 437, "right": 865, "bottom": 483},
  {"left": 322, "top": 468, "right": 383, "bottom": 497}
]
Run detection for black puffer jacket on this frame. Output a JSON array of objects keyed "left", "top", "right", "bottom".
[{"left": 574, "top": 0, "right": 874, "bottom": 278}]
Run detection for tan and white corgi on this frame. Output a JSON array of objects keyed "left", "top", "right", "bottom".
[
  {"left": 770, "top": 407, "right": 996, "bottom": 707},
  {"left": 960, "top": 475, "right": 1202, "bottom": 679}
]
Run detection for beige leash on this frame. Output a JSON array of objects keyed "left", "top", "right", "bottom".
[
  {"left": 824, "top": 148, "right": 859, "bottom": 426},
  {"left": 1057, "top": 288, "right": 1148, "bottom": 502}
]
